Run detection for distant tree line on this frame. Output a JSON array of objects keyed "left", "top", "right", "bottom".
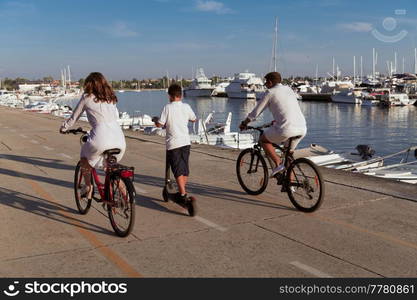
[
  {"left": 1, "top": 75, "right": 322, "bottom": 91},
  {"left": 108, "top": 77, "right": 192, "bottom": 90},
  {"left": 1, "top": 76, "right": 55, "bottom": 90}
]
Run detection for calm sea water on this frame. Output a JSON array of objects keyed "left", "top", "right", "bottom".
[{"left": 61, "top": 90, "right": 417, "bottom": 157}]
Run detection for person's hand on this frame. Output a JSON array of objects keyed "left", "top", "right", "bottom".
[{"left": 239, "top": 121, "right": 248, "bottom": 131}]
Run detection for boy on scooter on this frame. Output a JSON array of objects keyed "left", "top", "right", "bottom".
[{"left": 153, "top": 84, "right": 197, "bottom": 202}]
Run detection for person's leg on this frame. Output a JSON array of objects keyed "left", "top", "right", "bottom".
[
  {"left": 80, "top": 157, "right": 93, "bottom": 198},
  {"left": 176, "top": 175, "right": 186, "bottom": 195},
  {"left": 172, "top": 145, "right": 191, "bottom": 197},
  {"left": 260, "top": 134, "right": 282, "bottom": 167}
]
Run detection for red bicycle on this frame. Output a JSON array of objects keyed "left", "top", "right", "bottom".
[{"left": 64, "top": 127, "right": 136, "bottom": 237}]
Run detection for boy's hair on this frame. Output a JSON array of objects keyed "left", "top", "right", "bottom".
[
  {"left": 168, "top": 84, "right": 182, "bottom": 98},
  {"left": 264, "top": 72, "right": 282, "bottom": 85}
]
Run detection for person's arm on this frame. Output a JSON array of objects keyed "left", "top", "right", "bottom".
[
  {"left": 114, "top": 105, "right": 120, "bottom": 120},
  {"left": 154, "top": 106, "right": 167, "bottom": 128},
  {"left": 247, "top": 90, "right": 271, "bottom": 122},
  {"left": 188, "top": 105, "right": 197, "bottom": 123},
  {"left": 240, "top": 91, "right": 272, "bottom": 130},
  {"left": 60, "top": 94, "right": 86, "bottom": 133}
]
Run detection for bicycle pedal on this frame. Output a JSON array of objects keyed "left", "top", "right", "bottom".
[{"left": 93, "top": 196, "right": 102, "bottom": 203}]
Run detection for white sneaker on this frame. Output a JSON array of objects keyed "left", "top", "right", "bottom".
[{"left": 270, "top": 164, "right": 285, "bottom": 178}]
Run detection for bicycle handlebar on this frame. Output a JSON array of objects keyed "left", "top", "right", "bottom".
[
  {"left": 245, "top": 122, "right": 273, "bottom": 132},
  {"left": 63, "top": 127, "right": 88, "bottom": 135}
]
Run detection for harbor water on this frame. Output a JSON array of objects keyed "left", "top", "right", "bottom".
[{"left": 59, "top": 90, "right": 417, "bottom": 158}]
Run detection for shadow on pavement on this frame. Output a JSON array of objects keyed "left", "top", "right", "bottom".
[
  {"left": 135, "top": 173, "right": 295, "bottom": 212},
  {"left": 0, "top": 187, "right": 115, "bottom": 236},
  {"left": 0, "top": 168, "right": 73, "bottom": 189},
  {"left": 135, "top": 194, "right": 187, "bottom": 216},
  {"left": 0, "top": 154, "right": 74, "bottom": 171}
]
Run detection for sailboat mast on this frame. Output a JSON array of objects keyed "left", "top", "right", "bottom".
[
  {"left": 269, "top": 17, "right": 278, "bottom": 72},
  {"left": 372, "top": 48, "right": 375, "bottom": 79},
  {"left": 67, "top": 65, "right": 71, "bottom": 88},
  {"left": 414, "top": 48, "right": 417, "bottom": 74},
  {"left": 273, "top": 17, "right": 278, "bottom": 72},
  {"left": 353, "top": 56, "right": 356, "bottom": 85},
  {"left": 63, "top": 68, "right": 67, "bottom": 90}
]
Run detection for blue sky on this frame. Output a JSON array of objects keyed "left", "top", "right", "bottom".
[{"left": 1, "top": 0, "right": 417, "bottom": 80}]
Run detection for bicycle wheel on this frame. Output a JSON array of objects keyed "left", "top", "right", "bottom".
[
  {"left": 107, "top": 176, "right": 135, "bottom": 237},
  {"left": 236, "top": 148, "right": 269, "bottom": 195},
  {"left": 74, "top": 161, "right": 92, "bottom": 214},
  {"left": 285, "top": 158, "right": 325, "bottom": 212}
]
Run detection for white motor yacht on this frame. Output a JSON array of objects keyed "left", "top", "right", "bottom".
[
  {"left": 212, "top": 81, "right": 230, "bottom": 97},
  {"left": 225, "top": 71, "right": 265, "bottom": 99},
  {"left": 183, "top": 68, "right": 214, "bottom": 97},
  {"left": 331, "top": 88, "right": 364, "bottom": 104},
  {"left": 380, "top": 93, "right": 413, "bottom": 106}
]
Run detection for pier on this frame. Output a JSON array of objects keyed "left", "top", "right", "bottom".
[{"left": 0, "top": 106, "right": 416, "bottom": 277}]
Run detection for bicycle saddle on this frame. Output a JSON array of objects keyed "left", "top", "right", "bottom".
[{"left": 103, "top": 148, "right": 121, "bottom": 156}]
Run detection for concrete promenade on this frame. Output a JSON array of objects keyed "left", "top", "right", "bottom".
[{"left": 0, "top": 106, "right": 416, "bottom": 277}]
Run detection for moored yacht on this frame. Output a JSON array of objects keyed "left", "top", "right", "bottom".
[
  {"left": 212, "top": 81, "right": 230, "bottom": 97},
  {"left": 183, "top": 68, "right": 214, "bottom": 97},
  {"left": 331, "top": 88, "right": 364, "bottom": 104},
  {"left": 380, "top": 93, "right": 413, "bottom": 106},
  {"left": 225, "top": 71, "right": 265, "bottom": 99}
]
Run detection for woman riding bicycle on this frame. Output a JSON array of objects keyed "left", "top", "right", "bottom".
[
  {"left": 59, "top": 72, "right": 126, "bottom": 199},
  {"left": 240, "top": 72, "right": 307, "bottom": 177}
]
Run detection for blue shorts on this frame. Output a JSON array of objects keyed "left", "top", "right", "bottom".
[{"left": 167, "top": 145, "right": 190, "bottom": 178}]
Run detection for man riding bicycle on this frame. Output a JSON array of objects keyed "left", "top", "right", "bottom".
[{"left": 240, "top": 72, "right": 307, "bottom": 177}]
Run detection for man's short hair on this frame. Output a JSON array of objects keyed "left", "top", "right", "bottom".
[
  {"left": 264, "top": 72, "right": 282, "bottom": 85},
  {"left": 168, "top": 84, "right": 182, "bottom": 97}
]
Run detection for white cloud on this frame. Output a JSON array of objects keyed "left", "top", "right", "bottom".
[
  {"left": 97, "top": 21, "right": 139, "bottom": 38},
  {"left": 338, "top": 22, "right": 373, "bottom": 32},
  {"left": 195, "top": 0, "right": 233, "bottom": 14}
]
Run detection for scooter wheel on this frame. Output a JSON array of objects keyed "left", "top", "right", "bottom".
[
  {"left": 186, "top": 196, "right": 197, "bottom": 217},
  {"left": 162, "top": 187, "right": 169, "bottom": 202}
]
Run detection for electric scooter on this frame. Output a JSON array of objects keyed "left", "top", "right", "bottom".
[{"left": 162, "top": 153, "right": 196, "bottom": 216}]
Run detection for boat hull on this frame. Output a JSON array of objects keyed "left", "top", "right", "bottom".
[
  {"left": 184, "top": 89, "right": 214, "bottom": 97},
  {"left": 300, "top": 93, "right": 332, "bottom": 102},
  {"left": 227, "top": 91, "right": 256, "bottom": 99},
  {"left": 331, "top": 94, "right": 362, "bottom": 104}
]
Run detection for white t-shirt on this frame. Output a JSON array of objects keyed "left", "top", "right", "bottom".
[
  {"left": 247, "top": 84, "right": 306, "bottom": 136},
  {"left": 159, "top": 101, "right": 196, "bottom": 150}
]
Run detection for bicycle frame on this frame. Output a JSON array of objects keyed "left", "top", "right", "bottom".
[
  {"left": 251, "top": 129, "right": 296, "bottom": 174},
  {"left": 77, "top": 160, "right": 134, "bottom": 206}
]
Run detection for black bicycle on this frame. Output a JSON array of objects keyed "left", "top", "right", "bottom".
[{"left": 236, "top": 124, "right": 325, "bottom": 212}]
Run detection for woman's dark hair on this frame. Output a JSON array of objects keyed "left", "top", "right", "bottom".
[
  {"left": 264, "top": 72, "right": 282, "bottom": 85},
  {"left": 168, "top": 83, "right": 182, "bottom": 98},
  {"left": 84, "top": 72, "right": 117, "bottom": 104}
]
